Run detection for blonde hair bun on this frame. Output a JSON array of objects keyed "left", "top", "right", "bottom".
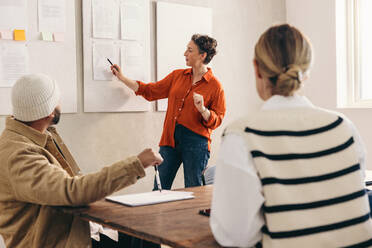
[
  {"left": 276, "top": 64, "right": 303, "bottom": 96},
  {"left": 283, "top": 64, "right": 303, "bottom": 82},
  {"left": 254, "top": 24, "right": 312, "bottom": 96}
]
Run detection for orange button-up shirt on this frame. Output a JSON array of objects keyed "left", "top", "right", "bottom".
[{"left": 136, "top": 68, "right": 226, "bottom": 150}]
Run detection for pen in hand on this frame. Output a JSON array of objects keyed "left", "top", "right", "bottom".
[
  {"left": 107, "top": 58, "right": 119, "bottom": 77},
  {"left": 154, "top": 165, "right": 162, "bottom": 192}
]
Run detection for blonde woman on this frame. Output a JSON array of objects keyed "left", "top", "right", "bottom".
[{"left": 210, "top": 24, "right": 372, "bottom": 247}]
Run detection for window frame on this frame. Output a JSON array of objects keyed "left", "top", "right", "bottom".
[{"left": 337, "top": 0, "right": 372, "bottom": 108}]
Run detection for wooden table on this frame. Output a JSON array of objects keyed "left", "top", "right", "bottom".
[{"left": 56, "top": 185, "right": 222, "bottom": 248}]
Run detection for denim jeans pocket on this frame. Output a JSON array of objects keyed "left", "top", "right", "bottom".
[{"left": 185, "top": 140, "right": 208, "bottom": 153}]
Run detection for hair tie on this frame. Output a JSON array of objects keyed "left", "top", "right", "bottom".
[{"left": 282, "top": 64, "right": 303, "bottom": 82}]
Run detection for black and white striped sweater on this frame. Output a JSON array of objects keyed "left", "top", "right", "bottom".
[{"left": 225, "top": 107, "right": 372, "bottom": 247}]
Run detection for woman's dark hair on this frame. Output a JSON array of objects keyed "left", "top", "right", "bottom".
[{"left": 191, "top": 34, "right": 217, "bottom": 64}]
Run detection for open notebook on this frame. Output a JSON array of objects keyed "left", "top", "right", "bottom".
[{"left": 106, "top": 190, "right": 195, "bottom": 207}]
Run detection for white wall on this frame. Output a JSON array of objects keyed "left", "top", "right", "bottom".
[
  {"left": 286, "top": 0, "right": 372, "bottom": 169},
  {"left": 0, "top": 0, "right": 286, "bottom": 246},
  {"left": 0, "top": 0, "right": 286, "bottom": 193}
]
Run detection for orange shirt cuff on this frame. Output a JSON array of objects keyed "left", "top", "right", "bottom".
[
  {"left": 135, "top": 81, "right": 146, "bottom": 96},
  {"left": 202, "top": 110, "right": 216, "bottom": 127}
]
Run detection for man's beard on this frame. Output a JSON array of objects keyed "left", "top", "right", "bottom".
[{"left": 52, "top": 109, "right": 61, "bottom": 125}]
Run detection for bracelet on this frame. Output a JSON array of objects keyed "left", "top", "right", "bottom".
[{"left": 201, "top": 107, "right": 208, "bottom": 114}]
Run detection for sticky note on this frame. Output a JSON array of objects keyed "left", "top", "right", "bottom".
[
  {"left": 14, "top": 29, "right": 26, "bottom": 41},
  {"left": 41, "top": 32, "right": 53, "bottom": 41},
  {"left": 0, "top": 30, "right": 13, "bottom": 40},
  {"left": 53, "top": 32, "right": 65, "bottom": 42}
]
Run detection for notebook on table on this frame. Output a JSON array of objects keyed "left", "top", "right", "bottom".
[{"left": 106, "top": 190, "right": 194, "bottom": 207}]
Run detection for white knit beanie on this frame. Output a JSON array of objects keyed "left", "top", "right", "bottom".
[{"left": 11, "top": 74, "right": 60, "bottom": 122}]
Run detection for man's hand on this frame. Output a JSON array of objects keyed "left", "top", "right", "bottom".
[{"left": 137, "top": 149, "right": 163, "bottom": 168}]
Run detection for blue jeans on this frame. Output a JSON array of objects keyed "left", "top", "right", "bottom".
[{"left": 154, "top": 124, "right": 210, "bottom": 190}]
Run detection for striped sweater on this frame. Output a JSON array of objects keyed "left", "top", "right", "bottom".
[{"left": 225, "top": 107, "right": 372, "bottom": 247}]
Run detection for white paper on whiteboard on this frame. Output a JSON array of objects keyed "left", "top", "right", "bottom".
[
  {"left": 83, "top": 0, "right": 151, "bottom": 112},
  {"left": 0, "top": 44, "right": 29, "bottom": 88},
  {"left": 120, "top": 3, "right": 141, "bottom": 40},
  {"left": 92, "top": 0, "right": 118, "bottom": 39},
  {"left": 120, "top": 41, "right": 144, "bottom": 81},
  {"left": 92, "top": 42, "right": 117, "bottom": 81},
  {"left": 0, "top": 0, "right": 27, "bottom": 30},
  {"left": 0, "top": 30, "right": 13, "bottom": 40},
  {"left": 38, "top": 0, "right": 66, "bottom": 32},
  {"left": 106, "top": 190, "right": 194, "bottom": 207}
]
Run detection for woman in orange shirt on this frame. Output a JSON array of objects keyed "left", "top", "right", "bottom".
[{"left": 111, "top": 34, "right": 226, "bottom": 189}]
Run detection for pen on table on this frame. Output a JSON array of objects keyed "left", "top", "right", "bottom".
[{"left": 154, "top": 165, "right": 162, "bottom": 192}]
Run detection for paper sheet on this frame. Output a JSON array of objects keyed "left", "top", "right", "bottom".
[
  {"left": 92, "top": 0, "right": 118, "bottom": 39},
  {"left": 0, "top": 44, "right": 29, "bottom": 87},
  {"left": 92, "top": 42, "right": 117, "bottom": 81},
  {"left": 120, "top": 3, "right": 142, "bottom": 40},
  {"left": 0, "top": 0, "right": 27, "bottom": 30},
  {"left": 53, "top": 32, "right": 64, "bottom": 42},
  {"left": 38, "top": 0, "right": 66, "bottom": 32},
  {"left": 0, "top": 30, "right": 13, "bottom": 40},
  {"left": 120, "top": 42, "right": 144, "bottom": 81},
  {"left": 106, "top": 190, "right": 195, "bottom": 207},
  {"left": 41, "top": 32, "right": 53, "bottom": 41}
]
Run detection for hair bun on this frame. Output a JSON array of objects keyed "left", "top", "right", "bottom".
[
  {"left": 191, "top": 34, "right": 218, "bottom": 65},
  {"left": 275, "top": 64, "right": 303, "bottom": 96},
  {"left": 283, "top": 64, "right": 303, "bottom": 82}
]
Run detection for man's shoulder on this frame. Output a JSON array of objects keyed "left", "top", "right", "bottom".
[{"left": 0, "top": 130, "right": 43, "bottom": 158}]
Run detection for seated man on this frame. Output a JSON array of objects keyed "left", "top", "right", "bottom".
[{"left": 0, "top": 74, "right": 163, "bottom": 248}]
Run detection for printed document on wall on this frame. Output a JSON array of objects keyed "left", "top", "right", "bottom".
[
  {"left": 92, "top": 0, "right": 118, "bottom": 39},
  {"left": 120, "top": 41, "right": 144, "bottom": 81},
  {"left": 121, "top": 3, "right": 142, "bottom": 40},
  {"left": 38, "top": 0, "right": 66, "bottom": 32},
  {"left": 92, "top": 42, "right": 118, "bottom": 81},
  {"left": 0, "top": 0, "right": 27, "bottom": 30},
  {"left": 0, "top": 44, "right": 29, "bottom": 87}
]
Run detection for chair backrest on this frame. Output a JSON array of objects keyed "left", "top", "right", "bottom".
[{"left": 202, "top": 166, "right": 216, "bottom": 185}]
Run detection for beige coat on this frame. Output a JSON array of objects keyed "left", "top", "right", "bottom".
[{"left": 0, "top": 117, "right": 146, "bottom": 248}]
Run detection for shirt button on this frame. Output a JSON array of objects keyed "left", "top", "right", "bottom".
[{"left": 178, "top": 108, "right": 181, "bottom": 111}]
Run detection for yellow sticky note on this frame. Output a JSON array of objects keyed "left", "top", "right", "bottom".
[{"left": 14, "top": 29, "right": 26, "bottom": 41}]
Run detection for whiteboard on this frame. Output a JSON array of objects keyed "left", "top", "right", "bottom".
[
  {"left": 156, "top": 2, "right": 212, "bottom": 111},
  {"left": 0, "top": 0, "right": 77, "bottom": 115},
  {"left": 82, "top": 0, "right": 151, "bottom": 112}
]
